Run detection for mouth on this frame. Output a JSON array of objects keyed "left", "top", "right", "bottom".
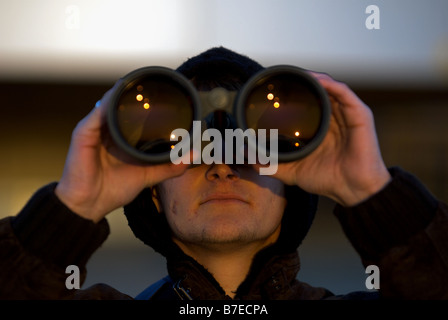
[{"left": 200, "top": 193, "right": 249, "bottom": 205}]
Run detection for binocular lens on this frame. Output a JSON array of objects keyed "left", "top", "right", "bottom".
[
  {"left": 109, "top": 67, "right": 199, "bottom": 162},
  {"left": 241, "top": 72, "right": 325, "bottom": 158}
]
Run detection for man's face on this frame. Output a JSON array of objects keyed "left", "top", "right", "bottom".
[{"left": 156, "top": 164, "right": 286, "bottom": 249}]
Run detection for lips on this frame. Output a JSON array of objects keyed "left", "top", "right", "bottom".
[{"left": 200, "top": 193, "right": 249, "bottom": 205}]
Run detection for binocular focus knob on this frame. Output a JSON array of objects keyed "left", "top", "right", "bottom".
[{"left": 207, "top": 87, "right": 230, "bottom": 110}]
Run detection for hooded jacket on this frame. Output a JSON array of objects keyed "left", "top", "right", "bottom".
[{"left": 1, "top": 166, "right": 447, "bottom": 300}]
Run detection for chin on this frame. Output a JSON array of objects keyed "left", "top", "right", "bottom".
[{"left": 200, "top": 220, "right": 258, "bottom": 244}]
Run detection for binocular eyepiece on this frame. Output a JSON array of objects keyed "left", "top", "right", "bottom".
[{"left": 107, "top": 65, "right": 331, "bottom": 165}]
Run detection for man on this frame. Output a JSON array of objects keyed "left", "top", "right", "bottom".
[{"left": 1, "top": 47, "right": 447, "bottom": 300}]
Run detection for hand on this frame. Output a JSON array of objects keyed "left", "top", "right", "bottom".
[
  {"left": 55, "top": 81, "right": 191, "bottom": 222},
  {"left": 265, "top": 72, "right": 391, "bottom": 207}
]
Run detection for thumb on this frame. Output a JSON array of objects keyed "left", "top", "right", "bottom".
[{"left": 143, "top": 148, "right": 200, "bottom": 187}]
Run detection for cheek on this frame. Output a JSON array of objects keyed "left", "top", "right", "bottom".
[
  {"left": 169, "top": 199, "right": 179, "bottom": 216},
  {"left": 159, "top": 180, "right": 197, "bottom": 224},
  {"left": 250, "top": 175, "right": 285, "bottom": 204},
  {"left": 253, "top": 181, "right": 286, "bottom": 223},
  {"left": 158, "top": 179, "right": 183, "bottom": 210},
  {"left": 164, "top": 198, "right": 200, "bottom": 241},
  {"left": 263, "top": 193, "right": 286, "bottom": 219},
  {"left": 161, "top": 190, "right": 184, "bottom": 218}
]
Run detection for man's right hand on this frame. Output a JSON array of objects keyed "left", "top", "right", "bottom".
[{"left": 55, "top": 80, "right": 190, "bottom": 223}]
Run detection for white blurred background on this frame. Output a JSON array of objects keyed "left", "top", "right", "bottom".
[
  {"left": 1, "top": 0, "right": 447, "bottom": 86},
  {"left": 1, "top": 0, "right": 447, "bottom": 298}
]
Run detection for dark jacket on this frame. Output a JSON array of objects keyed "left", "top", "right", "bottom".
[{"left": 1, "top": 167, "right": 447, "bottom": 300}]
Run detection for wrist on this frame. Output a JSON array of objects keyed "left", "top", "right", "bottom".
[
  {"left": 332, "top": 167, "right": 392, "bottom": 207},
  {"left": 55, "top": 182, "right": 103, "bottom": 223}
]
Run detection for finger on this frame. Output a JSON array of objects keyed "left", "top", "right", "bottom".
[
  {"left": 146, "top": 162, "right": 190, "bottom": 186},
  {"left": 82, "top": 78, "right": 122, "bottom": 124},
  {"left": 307, "top": 71, "right": 365, "bottom": 108},
  {"left": 307, "top": 71, "right": 374, "bottom": 128},
  {"left": 306, "top": 70, "right": 334, "bottom": 80},
  {"left": 143, "top": 148, "right": 200, "bottom": 187},
  {"left": 94, "top": 79, "right": 124, "bottom": 123},
  {"left": 71, "top": 81, "right": 123, "bottom": 148}
]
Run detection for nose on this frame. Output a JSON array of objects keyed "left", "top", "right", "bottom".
[{"left": 206, "top": 163, "right": 240, "bottom": 181}]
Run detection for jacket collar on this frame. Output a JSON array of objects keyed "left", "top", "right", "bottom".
[{"left": 166, "top": 246, "right": 302, "bottom": 300}]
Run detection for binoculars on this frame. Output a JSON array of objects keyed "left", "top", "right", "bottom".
[{"left": 107, "top": 65, "right": 331, "bottom": 164}]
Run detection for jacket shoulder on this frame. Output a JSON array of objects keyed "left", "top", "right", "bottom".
[
  {"left": 73, "top": 283, "right": 133, "bottom": 300},
  {"left": 324, "top": 291, "right": 380, "bottom": 300}
]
